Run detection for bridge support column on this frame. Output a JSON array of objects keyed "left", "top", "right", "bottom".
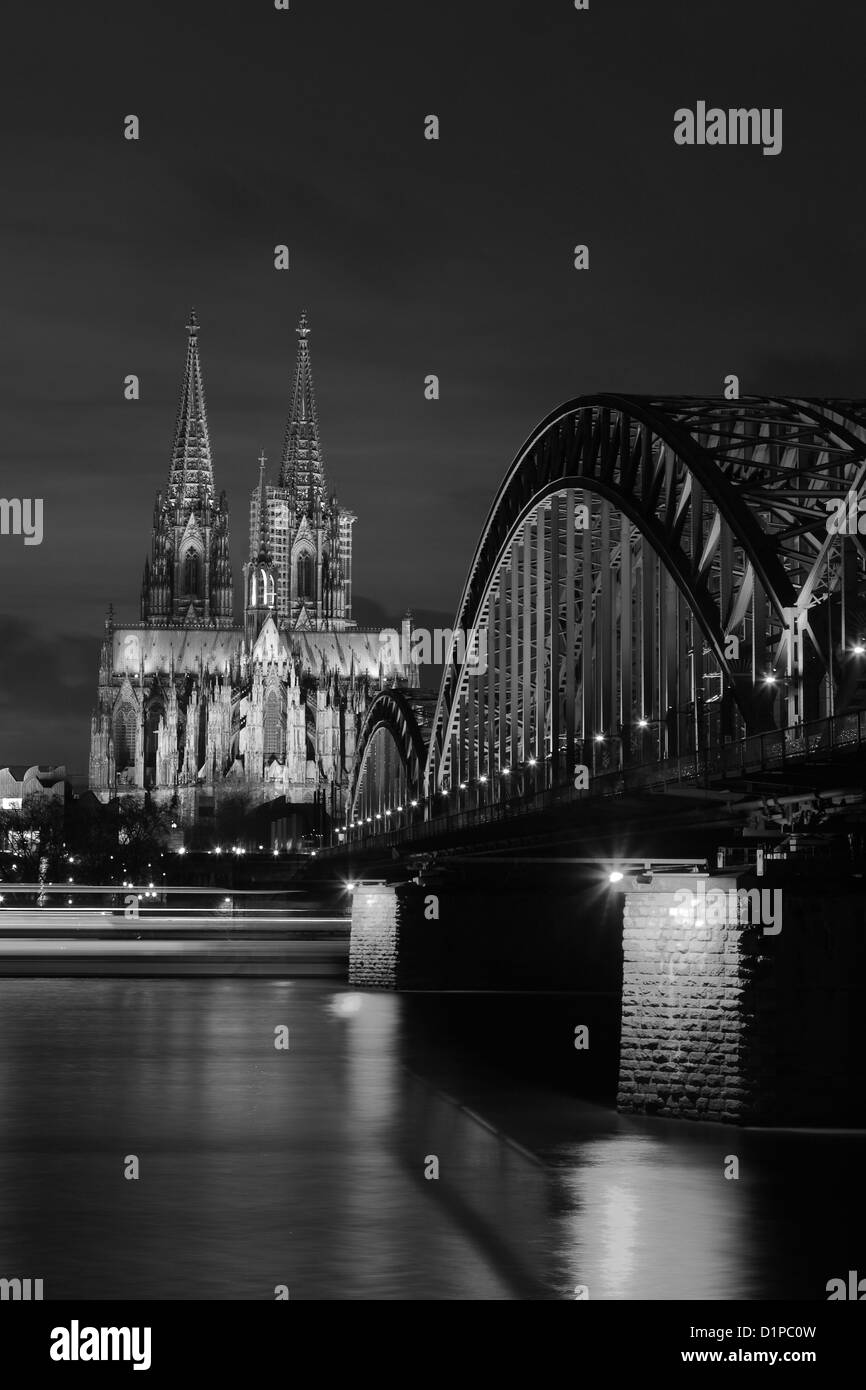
[
  {"left": 617, "top": 874, "right": 750, "bottom": 1122},
  {"left": 348, "top": 880, "right": 428, "bottom": 989},
  {"left": 616, "top": 871, "right": 865, "bottom": 1125}
]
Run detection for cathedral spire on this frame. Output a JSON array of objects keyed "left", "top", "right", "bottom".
[
  {"left": 255, "top": 450, "right": 269, "bottom": 560},
  {"left": 278, "top": 311, "right": 327, "bottom": 512},
  {"left": 166, "top": 309, "right": 215, "bottom": 511}
]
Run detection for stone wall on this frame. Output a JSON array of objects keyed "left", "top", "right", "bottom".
[
  {"left": 617, "top": 872, "right": 866, "bottom": 1125},
  {"left": 617, "top": 874, "right": 746, "bottom": 1122},
  {"left": 348, "top": 883, "right": 408, "bottom": 989}
]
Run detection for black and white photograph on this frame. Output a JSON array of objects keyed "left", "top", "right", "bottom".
[{"left": 1, "top": 0, "right": 865, "bottom": 1356}]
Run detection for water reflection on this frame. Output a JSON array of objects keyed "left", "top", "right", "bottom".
[{"left": 0, "top": 980, "right": 861, "bottom": 1299}]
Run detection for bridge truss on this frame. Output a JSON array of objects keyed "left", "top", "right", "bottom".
[{"left": 349, "top": 395, "right": 866, "bottom": 823}]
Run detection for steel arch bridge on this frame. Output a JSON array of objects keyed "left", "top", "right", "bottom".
[
  {"left": 348, "top": 394, "right": 866, "bottom": 825},
  {"left": 347, "top": 687, "right": 429, "bottom": 826}
]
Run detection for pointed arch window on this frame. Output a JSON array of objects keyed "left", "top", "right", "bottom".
[
  {"left": 297, "top": 553, "right": 313, "bottom": 598},
  {"left": 184, "top": 550, "right": 200, "bottom": 597},
  {"left": 264, "top": 688, "right": 284, "bottom": 761},
  {"left": 113, "top": 701, "right": 137, "bottom": 771}
]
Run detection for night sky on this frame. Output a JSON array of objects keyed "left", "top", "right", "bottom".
[{"left": 2, "top": 0, "right": 865, "bottom": 778}]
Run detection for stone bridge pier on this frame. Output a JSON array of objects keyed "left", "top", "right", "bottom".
[{"left": 348, "top": 868, "right": 865, "bottom": 1125}]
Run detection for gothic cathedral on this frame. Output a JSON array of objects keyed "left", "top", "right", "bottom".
[{"left": 88, "top": 311, "right": 413, "bottom": 824}]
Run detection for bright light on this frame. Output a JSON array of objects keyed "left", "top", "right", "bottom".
[
  {"left": 609, "top": 871, "right": 624, "bottom": 884},
  {"left": 310, "top": 851, "right": 317, "bottom": 857},
  {"left": 853, "top": 644, "right": 866, "bottom": 656},
  {"left": 346, "top": 881, "right": 356, "bottom": 892},
  {"left": 215, "top": 846, "right": 222, "bottom": 855},
  {"left": 763, "top": 674, "right": 776, "bottom": 686},
  {"left": 273, "top": 848, "right": 279, "bottom": 856},
  {"left": 459, "top": 783, "right": 466, "bottom": 790},
  {"left": 594, "top": 734, "right": 605, "bottom": 743},
  {"left": 375, "top": 813, "right": 381, "bottom": 820},
  {"left": 224, "top": 896, "right": 231, "bottom": 903},
  {"left": 638, "top": 718, "right": 649, "bottom": 729},
  {"left": 528, "top": 758, "right": 537, "bottom": 767},
  {"left": 479, "top": 775, "right": 488, "bottom": 784},
  {"left": 396, "top": 805, "right": 403, "bottom": 812},
  {"left": 178, "top": 846, "right": 186, "bottom": 855},
  {"left": 410, "top": 800, "right": 418, "bottom": 808}
]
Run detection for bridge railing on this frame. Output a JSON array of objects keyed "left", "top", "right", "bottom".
[{"left": 341, "top": 708, "right": 866, "bottom": 847}]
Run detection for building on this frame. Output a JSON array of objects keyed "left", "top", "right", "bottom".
[
  {"left": 88, "top": 311, "right": 413, "bottom": 827},
  {"left": 0, "top": 765, "right": 71, "bottom": 812}
]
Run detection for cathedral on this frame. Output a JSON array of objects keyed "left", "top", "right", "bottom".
[{"left": 88, "top": 310, "right": 413, "bottom": 827}]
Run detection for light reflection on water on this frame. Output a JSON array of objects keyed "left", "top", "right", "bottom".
[{"left": 0, "top": 979, "right": 861, "bottom": 1300}]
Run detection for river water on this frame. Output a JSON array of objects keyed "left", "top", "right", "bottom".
[{"left": 0, "top": 978, "right": 861, "bottom": 1300}]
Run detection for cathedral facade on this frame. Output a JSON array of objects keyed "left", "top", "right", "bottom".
[{"left": 88, "top": 311, "right": 412, "bottom": 825}]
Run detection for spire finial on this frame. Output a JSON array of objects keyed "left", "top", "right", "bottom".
[
  {"left": 186, "top": 308, "right": 199, "bottom": 337},
  {"left": 297, "top": 310, "right": 310, "bottom": 339},
  {"left": 258, "top": 450, "right": 267, "bottom": 472}
]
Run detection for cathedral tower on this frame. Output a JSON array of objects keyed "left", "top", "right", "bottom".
[
  {"left": 141, "top": 311, "right": 233, "bottom": 625},
  {"left": 248, "top": 313, "right": 355, "bottom": 631}
]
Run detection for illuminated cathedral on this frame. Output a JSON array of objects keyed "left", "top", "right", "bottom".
[{"left": 88, "top": 310, "right": 413, "bottom": 825}]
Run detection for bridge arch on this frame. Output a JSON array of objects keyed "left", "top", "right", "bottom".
[
  {"left": 424, "top": 394, "right": 866, "bottom": 797},
  {"left": 348, "top": 688, "right": 428, "bottom": 826}
]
